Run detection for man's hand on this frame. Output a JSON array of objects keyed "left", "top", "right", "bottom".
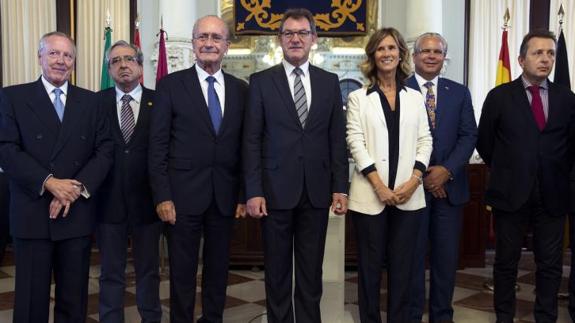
[
  {"left": 235, "top": 203, "right": 247, "bottom": 218},
  {"left": 156, "top": 200, "right": 176, "bottom": 225},
  {"left": 45, "top": 177, "right": 82, "bottom": 203},
  {"left": 331, "top": 193, "right": 348, "bottom": 215},
  {"left": 430, "top": 187, "right": 448, "bottom": 199},
  {"left": 424, "top": 166, "right": 450, "bottom": 191},
  {"left": 49, "top": 197, "right": 71, "bottom": 219},
  {"left": 246, "top": 197, "right": 267, "bottom": 218}
]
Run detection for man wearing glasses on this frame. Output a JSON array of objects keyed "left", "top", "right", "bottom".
[
  {"left": 0, "top": 31, "right": 112, "bottom": 322},
  {"left": 149, "top": 15, "right": 248, "bottom": 323},
  {"left": 243, "top": 8, "right": 348, "bottom": 323},
  {"left": 96, "top": 40, "right": 162, "bottom": 323}
]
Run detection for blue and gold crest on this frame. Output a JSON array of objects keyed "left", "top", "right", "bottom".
[{"left": 234, "top": 0, "right": 367, "bottom": 36}]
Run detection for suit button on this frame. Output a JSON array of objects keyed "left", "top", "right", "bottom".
[
  {"left": 73, "top": 161, "right": 80, "bottom": 167},
  {"left": 124, "top": 149, "right": 129, "bottom": 154},
  {"left": 36, "top": 134, "right": 43, "bottom": 139},
  {"left": 80, "top": 135, "right": 86, "bottom": 140},
  {"left": 49, "top": 162, "right": 55, "bottom": 167}
]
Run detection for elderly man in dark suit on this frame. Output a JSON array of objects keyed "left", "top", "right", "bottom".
[
  {"left": 243, "top": 8, "right": 349, "bottom": 323},
  {"left": 477, "top": 30, "right": 575, "bottom": 323},
  {"left": 407, "top": 32, "right": 477, "bottom": 323},
  {"left": 148, "top": 15, "right": 248, "bottom": 323},
  {"left": 96, "top": 40, "right": 162, "bottom": 323},
  {"left": 0, "top": 31, "right": 113, "bottom": 323}
]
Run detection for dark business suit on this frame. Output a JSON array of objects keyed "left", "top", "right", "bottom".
[
  {"left": 0, "top": 171, "right": 9, "bottom": 265},
  {"left": 243, "top": 63, "right": 348, "bottom": 323},
  {"left": 477, "top": 77, "right": 575, "bottom": 322},
  {"left": 96, "top": 87, "right": 162, "bottom": 323},
  {"left": 406, "top": 76, "right": 477, "bottom": 322},
  {"left": 0, "top": 78, "right": 113, "bottom": 322},
  {"left": 149, "top": 66, "right": 247, "bottom": 323}
]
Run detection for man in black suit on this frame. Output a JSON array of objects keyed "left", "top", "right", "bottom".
[
  {"left": 477, "top": 30, "right": 575, "bottom": 323},
  {"left": 97, "top": 40, "right": 162, "bottom": 323},
  {"left": 0, "top": 32, "right": 113, "bottom": 322},
  {"left": 148, "top": 15, "right": 247, "bottom": 323},
  {"left": 243, "top": 8, "right": 348, "bottom": 323}
]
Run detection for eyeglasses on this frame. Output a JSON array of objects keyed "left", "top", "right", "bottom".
[
  {"left": 110, "top": 55, "right": 138, "bottom": 66},
  {"left": 417, "top": 48, "right": 445, "bottom": 56},
  {"left": 45, "top": 50, "right": 75, "bottom": 63},
  {"left": 280, "top": 30, "right": 313, "bottom": 39},
  {"left": 193, "top": 33, "right": 227, "bottom": 44}
]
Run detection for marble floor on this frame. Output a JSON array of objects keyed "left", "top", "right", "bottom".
[{"left": 0, "top": 249, "right": 572, "bottom": 323}]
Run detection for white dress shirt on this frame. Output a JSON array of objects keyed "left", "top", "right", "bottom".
[
  {"left": 115, "top": 84, "right": 142, "bottom": 126},
  {"left": 282, "top": 59, "right": 312, "bottom": 109},
  {"left": 195, "top": 64, "right": 226, "bottom": 116}
]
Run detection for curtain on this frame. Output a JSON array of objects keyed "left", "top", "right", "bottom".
[
  {"left": 76, "top": 0, "right": 129, "bottom": 91},
  {"left": 549, "top": 0, "right": 575, "bottom": 90},
  {"left": 468, "top": 0, "right": 529, "bottom": 123},
  {"left": 1, "top": 0, "right": 56, "bottom": 86}
]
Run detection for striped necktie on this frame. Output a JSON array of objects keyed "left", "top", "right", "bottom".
[
  {"left": 424, "top": 81, "right": 436, "bottom": 129},
  {"left": 293, "top": 67, "right": 308, "bottom": 127},
  {"left": 120, "top": 94, "right": 135, "bottom": 143}
]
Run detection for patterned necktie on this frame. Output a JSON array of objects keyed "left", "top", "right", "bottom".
[
  {"left": 53, "top": 88, "right": 64, "bottom": 121},
  {"left": 424, "top": 81, "right": 436, "bottom": 129},
  {"left": 206, "top": 76, "right": 223, "bottom": 134},
  {"left": 293, "top": 67, "right": 308, "bottom": 127},
  {"left": 120, "top": 94, "right": 135, "bottom": 143},
  {"left": 528, "top": 85, "right": 546, "bottom": 131}
]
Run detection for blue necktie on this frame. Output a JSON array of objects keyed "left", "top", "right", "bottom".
[
  {"left": 53, "top": 88, "right": 64, "bottom": 121},
  {"left": 206, "top": 76, "right": 222, "bottom": 134}
]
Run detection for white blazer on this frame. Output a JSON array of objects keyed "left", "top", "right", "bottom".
[{"left": 346, "top": 86, "right": 432, "bottom": 215}]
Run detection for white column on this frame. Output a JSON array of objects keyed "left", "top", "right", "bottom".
[
  {"left": 160, "top": 0, "right": 195, "bottom": 39},
  {"left": 405, "top": 0, "right": 443, "bottom": 41}
]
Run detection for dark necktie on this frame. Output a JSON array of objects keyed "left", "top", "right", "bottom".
[
  {"left": 206, "top": 76, "right": 222, "bottom": 134},
  {"left": 53, "top": 88, "right": 64, "bottom": 121},
  {"left": 424, "top": 81, "right": 436, "bottom": 129},
  {"left": 293, "top": 67, "right": 308, "bottom": 127},
  {"left": 120, "top": 94, "right": 135, "bottom": 143},
  {"left": 528, "top": 85, "right": 546, "bottom": 131}
]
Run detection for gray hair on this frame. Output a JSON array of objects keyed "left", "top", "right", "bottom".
[
  {"left": 38, "top": 31, "right": 77, "bottom": 57},
  {"left": 192, "top": 15, "right": 230, "bottom": 39},
  {"left": 105, "top": 40, "right": 144, "bottom": 67},
  {"left": 413, "top": 32, "right": 448, "bottom": 55}
]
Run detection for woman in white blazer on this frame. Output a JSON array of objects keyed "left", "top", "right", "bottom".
[{"left": 346, "top": 27, "right": 432, "bottom": 323}]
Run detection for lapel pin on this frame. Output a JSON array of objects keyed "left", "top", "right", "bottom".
[
  {"left": 147, "top": 101, "right": 153, "bottom": 107},
  {"left": 445, "top": 86, "right": 449, "bottom": 90}
]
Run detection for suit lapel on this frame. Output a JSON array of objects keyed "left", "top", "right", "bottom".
[
  {"left": 105, "top": 89, "right": 124, "bottom": 144},
  {"left": 182, "top": 66, "right": 217, "bottom": 137},
  {"left": 271, "top": 64, "right": 302, "bottom": 128},
  {"left": 51, "top": 84, "right": 83, "bottom": 158},
  {"left": 218, "top": 72, "right": 235, "bottom": 136},
  {"left": 435, "top": 78, "right": 450, "bottom": 127},
  {"left": 545, "top": 81, "right": 561, "bottom": 132},
  {"left": 26, "top": 79, "right": 60, "bottom": 136},
  {"left": 129, "top": 87, "right": 153, "bottom": 145},
  {"left": 367, "top": 89, "right": 386, "bottom": 125},
  {"left": 306, "top": 65, "right": 322, "bottom": 129}
]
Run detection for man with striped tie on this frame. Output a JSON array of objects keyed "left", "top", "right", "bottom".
[
  {"left": 96, "top": 40, "right": 162, "bottom": 323},
  {"left": 243, "top": 8, "right": 349, "bottom": 323}
]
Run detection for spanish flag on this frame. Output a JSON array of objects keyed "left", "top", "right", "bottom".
[{"left": 495, "top": 29, "right": 511, "bottom": 86}]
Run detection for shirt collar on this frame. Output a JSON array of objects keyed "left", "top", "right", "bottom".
[
  {"left": 195, "top": 64, "right": 225, "bottom": 85},
  {"left": 282, "top": 59, "right": 310, "bottom": 77},
  {"left": 41, "top": 75, "right": 68, "bottom": 96},
  {"left": 521, "top": 75, "right": 548, "bottom": 90},
  {"left": 366, "top": 80, "right": 406, "bottom": 95},
  {"left": 115, "top": 84, "right": 142, "bottom": 104},
  {"left": 414, "top": 73, "right": 439, "bottom": 89}
]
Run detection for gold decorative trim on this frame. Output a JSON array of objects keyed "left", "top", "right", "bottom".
[{"left": 236, "top": 0, "right": 364, "bottom": 33}]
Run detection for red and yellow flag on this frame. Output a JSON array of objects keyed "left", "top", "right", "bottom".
[{"left": 495, "top": 30, "right": 511, "bottom": 85}]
